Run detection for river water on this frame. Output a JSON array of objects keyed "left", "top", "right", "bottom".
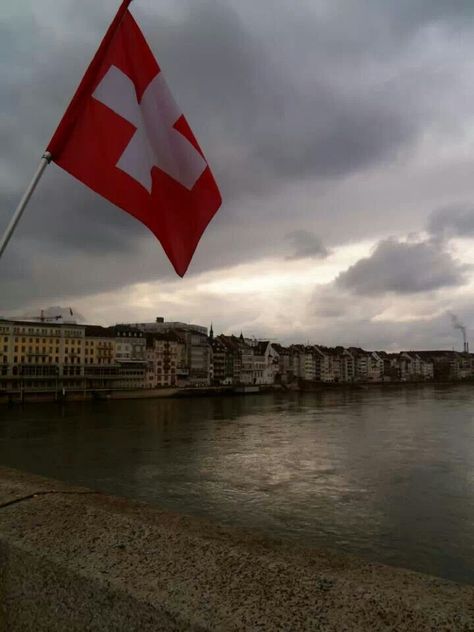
[{"left": 0, "top": 385, "right": 473, "bottom": 584}]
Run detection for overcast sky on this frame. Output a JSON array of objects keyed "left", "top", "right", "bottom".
[{"left": 2, "top": 0, "right": 474, "bottom": 350}]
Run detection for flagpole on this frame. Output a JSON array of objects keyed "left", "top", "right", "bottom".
[{"left": 0, "top": 151, "right": 52, "bottom": 259}]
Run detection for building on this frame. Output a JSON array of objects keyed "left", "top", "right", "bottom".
[
  {"left": 126, "top": 318, "right": 210, "bottom": 387},
  {"left": 82, "top": 325, "right": 118, "bottom": 390},
  {"left": 210, "top": 336, "right": 231, "bottom": 385},
  {"left": 0, "top": 318, "right": 85, "bottom": 395},
  {"left": 252, "top": 341, "right": 279, "bottom": 385},
  {"left": 83, "top": 326, "right": 115, "bottom": 367},
  {"left": 145, "top": 333, "right": 179, "bottom": 388},
  {"left": 290, "top": 345, "right": 317, "bottom": 382},
  {"left": 237, "top": 336, "right": 255, "bottom": 385},
  {"left": 214, "top": 335, "right": 242, "bottom": 385},
  {"left": 417, "top": 351, "right": 469, "bottom": 381},
  {"left": 108, "top": 325, "right": 147, "bottom": 389},
  {"left": 271, "top": 344, "right": 291, "bottom": 384},
  {"left": 187, "top": 330, "right": 211, "bottom": 386},
  {"left": 110, "top": 325, "right": 146, "bottom": 362},
  {"left": 398, "top": 352, "right": 434, "bottom": 381},
  {"left": 347, "top": 348, "right": 384, "bottom": 382},
  {"left": 125, "top": 317, "right": 207, "bottom": 336}
]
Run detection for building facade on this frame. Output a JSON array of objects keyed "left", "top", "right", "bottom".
[{"left": 145, "top": 333, "right": 179, "bottom": 388}]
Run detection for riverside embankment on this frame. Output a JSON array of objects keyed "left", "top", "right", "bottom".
[
  {"left": 0, "top": 384, "right": 269, "bottom": 404},
  {"left": 3, "top": 379, "right": 473, "bottom": 405},
  {"left": 0, "top": 466, "right": 472, "bottom": 631}
]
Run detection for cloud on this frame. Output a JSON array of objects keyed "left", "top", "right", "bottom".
[
  {"left": 3, "top": 0, "right": 474, "bottom": 342},
  {"left": 335, "top": 238, "right": 467, "bottom": 295},
  {"left": 285, "top": 230, "right": 329, "bottom": 260},
  {"left": 428, "top": 204, "right": 474, "bottom": 240}
]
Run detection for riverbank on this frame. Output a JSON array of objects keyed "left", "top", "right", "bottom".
[
  {"left": 0, "top": 383, "right": 278, "bottom": 404},
  {"left": 1, "top": 378, "right": 473, "bottom": 405},
  {"left": 0, "top": 465, "right": 472, "bottom": 631}
]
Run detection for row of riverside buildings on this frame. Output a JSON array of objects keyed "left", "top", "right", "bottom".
[{"left": 0, "top": 315, "right": 473, "bottom": 398}]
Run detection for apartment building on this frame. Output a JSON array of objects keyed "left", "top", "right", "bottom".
[
  {"left": 145, "top": 333, "right": 179, "bottom": 388},
  {"left": 0, "top": 319, "right": 85, "bottom": 393}
]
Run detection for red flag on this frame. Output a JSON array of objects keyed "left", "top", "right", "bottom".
[{"left": 48, "top": 0, "right": 221, "bottom": 277}]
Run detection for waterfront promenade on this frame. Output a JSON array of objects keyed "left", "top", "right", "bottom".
[{"left": 0, "top": 466, "right": 472, "bottom": 631}]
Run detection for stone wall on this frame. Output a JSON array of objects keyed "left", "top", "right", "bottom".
[{"left": 0, "top": 466, "right": 472, "bottom": 631}]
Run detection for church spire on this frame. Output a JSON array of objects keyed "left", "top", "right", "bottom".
[{"left": 209, "top": 322, "right": 214, "bottom": 340}]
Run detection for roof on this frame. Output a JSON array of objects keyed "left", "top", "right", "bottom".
[
  {"left": 109, "top": 325, "right": 144, "bottom": 337},
  {"left": 253, "top": 341, "right": 270, "bottom": 356},
  {"left": 415, "top": 350, "right": 464, "bottom": 360},
  {"left": 217, "top": 334, "right": 250, "bottom": 352},
  {"left": 145, "top": 331, "right": 182, "bottom": 347},
  {"left": 347, "top": 347, "right": 372, "bottom": 356},
  {"left": 0, "top": 318, "right": 80, "bottom": 330},
  {"left": 271, "top": 343, "right": 289, "bottom": 354},
  {"left": 83, "top": 325, "right": 115, "bottom": 338}
]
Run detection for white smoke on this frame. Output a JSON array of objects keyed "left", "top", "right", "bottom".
[{"left": 448, "top": 312, "right": 467, "bottom": 349}]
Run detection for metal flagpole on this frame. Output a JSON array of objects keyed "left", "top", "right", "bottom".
[{"left": 0, "top": 151, "right": 52, "bottom": 259}]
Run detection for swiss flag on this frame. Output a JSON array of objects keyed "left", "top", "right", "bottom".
[{"left": 48, "top": 0, "right": 221, "bottom": 276}]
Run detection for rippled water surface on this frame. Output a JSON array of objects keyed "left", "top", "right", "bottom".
[{"left": 0, "top": 386, "right": 473, "bottom": 584}]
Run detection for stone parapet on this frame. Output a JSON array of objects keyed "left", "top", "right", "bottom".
[{"left": 0, "top": 466, "right": 472, "bottom": 631}]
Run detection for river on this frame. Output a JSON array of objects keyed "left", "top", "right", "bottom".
[{"left": 0, "top": 385, "right": 473, "bottom": 584}]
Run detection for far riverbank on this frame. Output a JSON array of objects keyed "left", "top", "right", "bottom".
[{"left": 1, "top": 378, "right": 473, "bottom": 405}]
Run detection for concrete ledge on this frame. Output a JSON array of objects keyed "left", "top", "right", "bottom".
[{"left": 0, "top": 467, "right": 472, "bottom": 631}]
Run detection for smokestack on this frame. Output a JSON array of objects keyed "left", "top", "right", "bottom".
[{"left": 449, "top": 312, "right": 468, "bottom": 353}]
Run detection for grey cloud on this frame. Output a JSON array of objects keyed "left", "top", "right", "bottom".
[
  {"left": 428, "top": 205, "right": 474, "bottom": 240},
  {"left": 137, "top": 0, "right": 469, "bottom": 192},
  {"left": 336, "top": 238, "right": 467, "bottom": 295},
  {"left": 307, "top": 281, "right": 474, "bottom": 351},
  {"left": 303, "top": 312, "right": 469, "bottom": 352},
  {"left": 285, "top": 230, "right": 329, "bottom": 260},
  {"left": 3, "top": 0, "right": 474, "bottom": 317}
]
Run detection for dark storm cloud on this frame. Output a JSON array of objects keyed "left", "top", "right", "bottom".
[
  {"left": 147, "top": 0, "right": 436, "bottom": 188},
  {"left": 336, "top": 238, "right": 467, "bottom": 295},
  {"left": 285, "top": 230, "right": 329, "bottom": 260},
  {"left": 428, "top": 205, "right": 474, "bottom": 240}
]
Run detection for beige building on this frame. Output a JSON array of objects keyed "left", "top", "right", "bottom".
[
  {"left": 0, "top": 319, "right": 85, "bottom": 394},
  {"left": 84, "top": 326, "right": 115, "bottom": 367},
  {"left": 0, "top": 319, "right": 148, "bottom": 397}
]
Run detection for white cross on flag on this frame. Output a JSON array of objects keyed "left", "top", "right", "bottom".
[{"left": 47, "top": 0, "right": 221, "bottom": 276}]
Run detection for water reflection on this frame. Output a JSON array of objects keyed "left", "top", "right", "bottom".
[{"left": 0, "top": 385, "right": 473, "bottom": 584}]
